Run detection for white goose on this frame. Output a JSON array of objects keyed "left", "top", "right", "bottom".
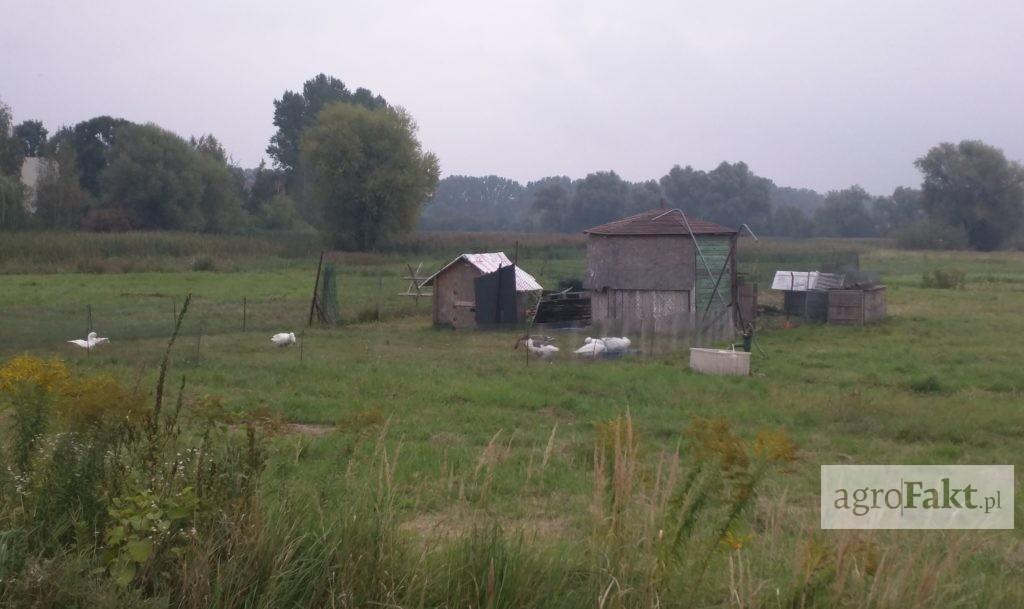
[
  {"left": 517, "top": 337, "right": 560, "bottom": 360},
  {"left": 602, "top": 336, "right": 631, "bottom": 353},
  {"left": 68, "top": 331, "right": 109, "bottom": 350},
  {"left": 271, "top": 332, "right": 297, "bottom": 347},
  {"left": 574, "top": 337, "right": 607, "bottom": 357}
]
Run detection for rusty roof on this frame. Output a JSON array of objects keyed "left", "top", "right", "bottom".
[{"left": 583, "top": 208, "right": 738, "bottom": 236}]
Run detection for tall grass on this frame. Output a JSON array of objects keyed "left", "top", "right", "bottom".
[
  {"left": 0, "top": 230, "right": 323, "bottom": 273},
  {"left": 4, "top": 357, "right": 1004, "bottom": 609}
]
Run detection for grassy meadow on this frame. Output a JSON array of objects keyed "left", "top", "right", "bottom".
[{"left": 1, "top": 231, "right": 1022, "bottom": 608}]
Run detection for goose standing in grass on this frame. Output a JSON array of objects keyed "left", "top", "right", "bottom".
[
  {"left": 574, "top": 337, "right": 607, "bottom": 357},
  {"left": 271, "top": 332, "right": 297, "bottom": 347},
  {"left": 68, "top": 331, "right": 109, "bottom": 350},
  {"left": 516, "top": 336, "right": 560, "bottom": 360}
]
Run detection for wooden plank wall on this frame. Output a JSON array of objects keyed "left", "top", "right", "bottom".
[
  {"left": 827, "top": 286, "right": 886, "bottom": 326},
  {"left": 694, "top": 235, "right": 733, "bottom": 315}
]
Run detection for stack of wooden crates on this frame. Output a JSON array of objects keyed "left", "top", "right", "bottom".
[{"left": 827, "top": 285, "right": 887, "bottom": 325}]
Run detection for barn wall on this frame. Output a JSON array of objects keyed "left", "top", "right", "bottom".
[
  {"left": 590, "top": 288, "right": 691, "bottom": 335},
  {"left": 584, "top": 235, "right": 696, "bottom": 291},
  {"left": 432, "top": 261, "right": 480, "bottom": 329}
]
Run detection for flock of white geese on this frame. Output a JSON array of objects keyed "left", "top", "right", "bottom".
[
  {"left": 517, "top": 335, "right": 631, "bottom": 360},
  {"left": 70, "top": 330, "right": 625, "bottom": 361},
  {"left": 68, "top": 331, "right": 298, "bottom": 350}
]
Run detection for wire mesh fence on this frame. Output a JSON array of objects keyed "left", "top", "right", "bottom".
[
  {"left": 529, "top": 304, "right": 741, "bottom": 362},
  {"left": 1, "top": 296, "right": 318, "bottom": 352}
]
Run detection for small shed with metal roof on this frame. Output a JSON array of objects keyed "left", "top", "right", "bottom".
[
  {"left": 421, "top": 252, "right": 542, "bottom": 329},
  {"left": 582, "top": 208, "right": 740, "bottom": 334}
]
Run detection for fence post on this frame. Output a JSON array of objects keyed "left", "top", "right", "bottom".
[
  {"left": 376, "top": 275, "right": 383, "bottom": 322},
  {"left": 86, "top": 304, "right": 93, "bottom": 357}
]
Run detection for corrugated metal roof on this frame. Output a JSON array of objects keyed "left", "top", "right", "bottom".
[
  {"left": 422, "top": 252, "right": 543, "bottom": 292},
  {"left": 584, "top": 208, "right": 738, "bottom": 236},
  {"left": 771, "top": 271, "right": 845, "bottom": 292}
]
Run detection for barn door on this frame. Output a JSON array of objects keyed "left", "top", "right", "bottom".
[{"left": 474, "top": 265, "right": 518, "bottom": 328}]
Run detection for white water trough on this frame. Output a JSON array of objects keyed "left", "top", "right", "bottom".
[{"left": 689, "top": 347, "right": 750, "bottom": 376}]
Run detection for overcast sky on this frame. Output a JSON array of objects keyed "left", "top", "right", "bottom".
[{"left": 3, "top": 0, "right": 1023, "bottom": 194}]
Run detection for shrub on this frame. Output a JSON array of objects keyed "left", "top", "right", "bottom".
[
  {"left": 922, "top": 268, "right": 966, "bottom": 289},
  {"left": 910, "top": 374, "right": 944, "bottom": 393},
  {"left": 894, "top": 220, "right": 969, "bottom": 250},
  {"left": 191, "top": 255, "right": 216, "bottom": 272},
  {"left": 0, "top": 296, "right": 265, "bottom": 600},
  {"left": 75, "top": 258, "right": 108, "bottom": 274}
]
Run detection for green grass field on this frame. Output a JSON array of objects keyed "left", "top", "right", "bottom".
[{"left": 1, "top": 232, "right": 1022, "bottom": 607}]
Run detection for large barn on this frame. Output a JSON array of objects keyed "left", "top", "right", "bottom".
[
  {"left": 582, "top": 208, "right": 741, "bottom": 336},
  {"left": 422, "top": 252, "right": 542, "bottom": 329}
]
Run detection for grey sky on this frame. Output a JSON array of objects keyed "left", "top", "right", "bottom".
[{"left": 4, "top": 0, "right": 1023, "bottom": 195}]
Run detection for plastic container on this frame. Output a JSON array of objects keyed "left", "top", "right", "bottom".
[{"left": 689, "top": 347, "right": 751, "bottom": 376}]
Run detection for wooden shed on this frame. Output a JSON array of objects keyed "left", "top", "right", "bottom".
[
  {"left": 582, "top": 208, "right": 740, "bottom": 335},
  {"left": 421, "top": 252, "right": 542, "bottom": 329},
  {"left": 827, "top": 286, "right": 887, "bottom": 325}
]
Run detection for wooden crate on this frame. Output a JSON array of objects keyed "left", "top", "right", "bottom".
[{"left": 828, "top": 286, "right": 886, "bottom": 325}]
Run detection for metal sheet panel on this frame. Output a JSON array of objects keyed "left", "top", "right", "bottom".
[
  {"left": 772, "top": 271, "right": 844, "bottom": 292},
  {"left": 423, "top": 252, "right": 542, "bottom": 292},
  {"left": 474, "top": 265, "right": 518, "bottom": 327}
]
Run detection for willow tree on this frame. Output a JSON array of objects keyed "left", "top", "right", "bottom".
[
  {"left": 301, "top": 103, "right": 439, "bottom": 250},
  {"left": 916, "top": 140, "right": 1024, "bottom": 251}
]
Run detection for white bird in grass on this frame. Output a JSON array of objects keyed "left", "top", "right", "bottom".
[
  {"left": 574, "top": 337, "right": 607, "bottom": 357},
  {"left": 516, "top": 337, "right": 560, "bottom": 360},
  {"left": 602, "top": 336, "right": 631, "bottom": 353},
  {"left": 68, "top": 331, "right": 109, "bottom": 350},
  {"left": 271, "top": 332, "right": 297, "bottom": 347}
]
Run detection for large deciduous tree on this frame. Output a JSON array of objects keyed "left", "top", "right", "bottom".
[
  {"left": 300, "top": 103, "right": 439, "bottom": 250},
  {"left": 568, "top": 171, "right": 630, "bottom": 232},
  {"left": 770, "top": 204, "right": 813, "bottom": 238},
  {"left": 13, "top": 120, "right": 48, "bottom": 157},
  {"left": 420, "top": 175, "right": 527, "bottom": 231},
  {"left": 0, "top": 99, "right": 24, "bottom": 176},
  {"left": 812, "top": 186, "right": 878, "bottom": 237},
  {"left": 34, "top": 141, "right": 92, "bottom": 228},
  {"left": 49, "top": 116, "right": 132, "bottom": 198},
  {"left": 268, "top": 74, "right": 388, "bottom": 179},
  {"left": 915, "top": 140, "right": 1024, "bottom": 251},
  {"left": 527, "top": 177, "right": 573, "bottom": 231},
  {"left": 0, "top": 174, "right": 28, "bottom": 229},
  {"left": 659, "top": 162, "right": 772, "bottom": 231},
  {"left": 98, "top": 124, "right": 243, "bottom": 232}
]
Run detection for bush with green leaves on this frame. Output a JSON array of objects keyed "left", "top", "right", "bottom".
[{"left": 922, "top": 268, "right": 966, "bottom": 289}]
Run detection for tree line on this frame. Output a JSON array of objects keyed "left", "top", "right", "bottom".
[
  {"left": 422, "top": 146, "right": 1024, "bottom": 251},
  {"left": 3, "top": 76, "right": 1023, "bottom": 251},
  {"left": 0, "top": 76, "right": 438, "bottom": 250}
]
